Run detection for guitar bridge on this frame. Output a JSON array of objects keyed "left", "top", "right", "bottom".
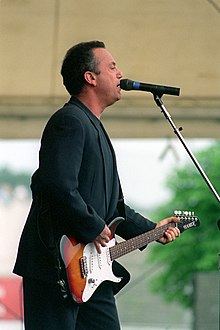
[{"left": 80, "top": 256, "right": 88, "bottom": 278}]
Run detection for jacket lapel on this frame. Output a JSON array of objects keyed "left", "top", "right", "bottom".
[
  {"left": 68, "top": 97, "right": 125, "bottom": 221},
  {"left": 68, "top": 97, "right": 110, "bottom": 215}
]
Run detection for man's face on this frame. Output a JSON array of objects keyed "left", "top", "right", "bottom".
[{"left": 93, "top": 48, "right": 123, "bottom": 107}]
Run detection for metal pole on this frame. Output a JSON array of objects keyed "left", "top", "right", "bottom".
[
  {"left": 218, "top": 253, "right": 220, "bottom": 330},
  {"left": 153, "top": 94, "right": 220, "bottom": 205}
]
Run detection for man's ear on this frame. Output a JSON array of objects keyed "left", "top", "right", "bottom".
[{"left": 84, "top": 71, "right": 96, "bottom": 86}]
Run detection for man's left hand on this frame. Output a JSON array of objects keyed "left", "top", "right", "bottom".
[{"left": 156, "top": 216, "right": 180, "bottom": 244}]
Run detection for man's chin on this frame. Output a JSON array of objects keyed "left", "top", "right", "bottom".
[
  {"left": 106, "top": 95, "right": 121, "bottom": 108},
  {"left": 116, "top": 93, "right": 122, "bottom": 102}
]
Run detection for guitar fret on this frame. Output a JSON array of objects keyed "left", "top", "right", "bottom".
[
  {"left": 110, "top": 224, "right": 172, "bottom": 261},
  {"left": 109, "top": 216, "right": 199, "bottom": 261}
]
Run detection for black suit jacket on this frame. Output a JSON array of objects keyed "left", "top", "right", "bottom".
[{"left": 13, "top": 97, "right": 156, "bottom": 285}]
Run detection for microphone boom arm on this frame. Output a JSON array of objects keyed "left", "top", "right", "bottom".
[{"left": 153, "top": 94, "right": 220, "bottom": 206}]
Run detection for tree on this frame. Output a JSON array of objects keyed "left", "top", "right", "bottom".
[
  {"left": 147, "top": 141, "right": 220, "bottom": 308},
  {"left": 0, "top": 167, "right": 31, "bottom": 201}
]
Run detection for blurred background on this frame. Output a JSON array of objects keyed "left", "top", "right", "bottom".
[{"left": 0, "top": 1, "right": 220, "bottom": 329}]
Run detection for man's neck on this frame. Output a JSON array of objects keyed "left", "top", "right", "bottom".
[{"left": 76, "top": 91, "right": 105, "bottom": 119}]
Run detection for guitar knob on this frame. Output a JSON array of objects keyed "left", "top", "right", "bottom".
[{"left": 88, "top": 278, "right": 96, "bottom": 284}]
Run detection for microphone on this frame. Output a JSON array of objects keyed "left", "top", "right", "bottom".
[{"left": 120, "top": 79, "right": 180, "bottom": 96}]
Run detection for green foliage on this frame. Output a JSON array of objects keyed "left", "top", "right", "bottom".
[
  {"left": 0, "top": 166, "right": 31, "bottom": 201},
  {"left": 0, "top": 167, "right": 30, "bottom": 188},
  {"left": 148, "top": 141, "right": 220, "bottom": 308}
]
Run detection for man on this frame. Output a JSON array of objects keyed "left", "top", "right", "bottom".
[{"left": 13, "top": 40, "right": 180, "bottom": 329}]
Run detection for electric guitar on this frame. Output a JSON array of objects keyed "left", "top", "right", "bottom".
[{"left": 60, "top": 210, "right": 200, "bottom": 303}]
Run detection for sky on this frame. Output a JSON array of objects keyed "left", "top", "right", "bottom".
[{"left": 0, "top": 138, "right": 214, "bottom": 211}]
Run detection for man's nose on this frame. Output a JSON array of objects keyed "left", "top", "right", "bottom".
[{"left": 117, "top": 68, "right": 123, "bottom": 79}]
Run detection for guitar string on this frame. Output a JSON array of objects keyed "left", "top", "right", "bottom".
[{"left": 109, "top": 217, "right": 198, "bottom": 260}]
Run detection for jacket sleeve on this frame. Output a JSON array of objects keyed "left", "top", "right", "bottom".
[
  {"left": 38, "top": 113, "right": 105, "bottom": 243},
  {"left": 115, "top": 203, "right": 156, "bottom": 241}
]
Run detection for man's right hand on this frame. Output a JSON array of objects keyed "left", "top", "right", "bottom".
[{"left": 93, "top": 225, "right": 111, "bottom": 254}]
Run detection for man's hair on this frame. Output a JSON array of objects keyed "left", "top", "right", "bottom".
[{"left": 61, "top": 40, "right": 105, "bottom": 95}]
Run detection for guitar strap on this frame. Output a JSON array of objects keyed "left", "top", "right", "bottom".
[{"left": 117, "top": 181, "right": 126, "bottom": 219}]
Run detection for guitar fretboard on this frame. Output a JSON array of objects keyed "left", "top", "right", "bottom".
[
  {"left": 109, "top": 216, "right": 199, "bottom": 261},
  {"left": 109, "top": 223, "right": 175, "bottom": 261}
]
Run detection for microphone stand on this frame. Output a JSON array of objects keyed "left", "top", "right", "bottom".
[
  {"left": 153, "top": 94, "right": 220, "bottom": 205},
  {"left": 153, "top": 94, "right": 220, "bottom": 328}
]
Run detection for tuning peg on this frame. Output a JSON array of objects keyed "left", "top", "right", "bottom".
[
  {"left": 174, "top": 210, "right": 182, "bottom": 216},
  {"left": 174, "top": 210, "right": 195, "bottom": 218}
]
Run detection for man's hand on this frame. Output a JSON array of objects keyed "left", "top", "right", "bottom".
[
  {"left": 156, "top": 216, "right": 180, "bottom": 244},
  {"left": 93, "top": 225, "right": 111, "bottom": 253}
]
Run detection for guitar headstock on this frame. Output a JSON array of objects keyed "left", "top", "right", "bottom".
[{"left": 174, "top": 210, "right": 200, "bottom": 233}]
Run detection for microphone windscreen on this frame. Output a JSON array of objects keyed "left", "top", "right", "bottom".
[{"left": 120, "top": 79, "right": 133, "bottom": 91}]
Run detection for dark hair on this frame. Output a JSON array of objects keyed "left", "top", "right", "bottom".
[{"left": 61, "top": 40, "right": 105, "bottom": 95}]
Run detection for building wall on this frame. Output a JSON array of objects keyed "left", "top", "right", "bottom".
[{"left": 0, "top": 0, "right": 220, "bottom": 138}]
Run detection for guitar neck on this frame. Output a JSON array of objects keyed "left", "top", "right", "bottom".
[
  {"left": 110, "top": 222, "right": 175, "bottom": 261},
  {"left": 109, "top": 213, "right": 199, "bottom": 261}
]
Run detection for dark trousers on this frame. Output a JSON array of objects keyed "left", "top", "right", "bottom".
[{"left": 23, "top": 277, "right": 121, "bottom": 330}]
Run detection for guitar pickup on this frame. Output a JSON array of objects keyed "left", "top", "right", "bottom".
[{"left": 80, "top": 256, "right": 88, "bottom": 278}]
